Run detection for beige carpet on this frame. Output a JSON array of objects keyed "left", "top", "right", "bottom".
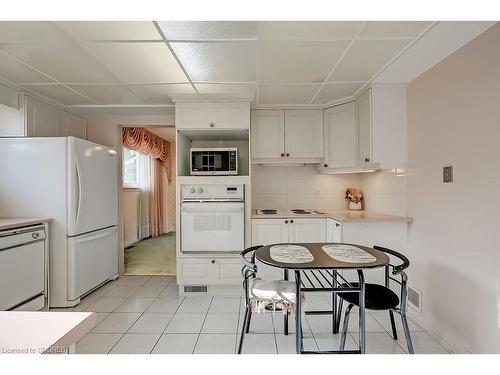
[{"left": 124, "top": 232, "right": 176, "bottom": 276}]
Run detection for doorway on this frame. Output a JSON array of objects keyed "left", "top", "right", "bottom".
[{"left": 121, "top": 126, "right": 176, "bottom": 276}]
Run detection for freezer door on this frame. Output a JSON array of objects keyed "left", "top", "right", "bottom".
[
  {"left": 67, "top": 226, "right": 118, "bottom": 300},
  {"left": 67, "top": 137, "right": 118, "bottom": 236}
]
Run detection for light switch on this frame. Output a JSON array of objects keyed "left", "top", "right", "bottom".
[{"left": 443, "top": 166, "right": 453, "bottom": 183}]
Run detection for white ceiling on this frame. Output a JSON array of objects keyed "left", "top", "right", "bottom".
[{"left": 0, "top": 21, "right": 441, "bottom": 109}]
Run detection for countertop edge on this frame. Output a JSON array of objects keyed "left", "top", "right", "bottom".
[
  {"left": 0, "top": 218, "right": 53, "bottom": 231},
  {"left": 251, "top": 210, "right": 412, "bottom": 223}
]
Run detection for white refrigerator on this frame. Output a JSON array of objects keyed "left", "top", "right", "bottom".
[{"left": 0, "top": 137, "right": 118, "bottom": 307}]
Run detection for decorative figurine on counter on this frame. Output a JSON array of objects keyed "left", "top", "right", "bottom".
[{"left": 345, "top": 187, "right": 363, "bottom": 210}]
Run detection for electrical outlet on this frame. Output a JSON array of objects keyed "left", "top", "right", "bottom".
[{"left": 443, "top": 166, "right": 453, "bottom": 183}]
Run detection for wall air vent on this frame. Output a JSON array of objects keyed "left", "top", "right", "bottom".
[
  {"left": 184, "top": 285, "right": 208, "bottom": 293},
  {"left": 407, "top": 286, "right": 422, "bottom": 313}
]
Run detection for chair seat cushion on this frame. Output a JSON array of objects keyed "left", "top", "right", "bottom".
[
  {"left": 249, "top": 278, "right": 305, "bottom": 314},
  {"left": 338, "top": 283, "right": 400, "bottom": 310}
]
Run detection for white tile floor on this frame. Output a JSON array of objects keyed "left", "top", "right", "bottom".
[{"left": 64, "top": 276, "right": 450, "bottom": 354}]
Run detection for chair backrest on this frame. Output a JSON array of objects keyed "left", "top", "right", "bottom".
[
  {"left": 240, "top": 245, "right": 262, "bottom": 303},
  {"left": 373, "top": 245, "right": 410, "bottom": 313}
]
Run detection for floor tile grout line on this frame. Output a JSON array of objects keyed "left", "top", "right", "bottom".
[
  {"left": 192, "top": 296, "right": 214, "bottom": 354},
  {"left": 149, "top": 294, "right": 186, "bottom": 353},
  {"left": 234, "top": 296, "right": 243, "bottom": 353}
]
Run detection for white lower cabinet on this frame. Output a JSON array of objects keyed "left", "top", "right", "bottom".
[
  {"left": 252, "top": 218, "right": 327, "bottom": 279},
  {"left": 177, "top": 257, "right": 242, "bottom": 285},
  {"left": 326, "top": 218, "right": 343, "bottom": 242}
]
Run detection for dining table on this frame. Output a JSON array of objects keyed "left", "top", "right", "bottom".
[{"left": 255, "top": 242, "right": 390, "bottom": 354}]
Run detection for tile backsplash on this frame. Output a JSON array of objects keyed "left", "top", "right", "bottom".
[
  {"left": 251, "top": 165, "right": 408, "bottom": 216},
  {"left": 251, "top": 164, "right": 363, "bottom": 210}
]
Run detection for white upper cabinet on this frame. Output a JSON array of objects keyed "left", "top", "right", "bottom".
[
  {"left": 25, "top": 96, "right": 61, "bottom": 137},
  {"left": 251, "top": 109, "right": 323, "bottom": 162},
  {"left": 61, "top": 111, "right": 87, "bottom": 139},
  {"left": 322, "top": 102, "right": 357, "bottom": 169},
  {"left": 250, "top": 109, "right": 285, "bottom": 159},
  {"left": 356, "top": 89, "right": 372, "bottom": 165},
  {"left": 176, "top": 101, "right": 249, "bottom": 129},
  {"left": 284, "top": 110, "right": 323, "bottom": 159}
]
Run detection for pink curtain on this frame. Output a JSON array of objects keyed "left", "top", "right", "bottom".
[
  {"left": 149, "top": 158, "right": 164, "bottom": 237},
  {"left": 122, "top": 127, "right": 172, "bottom": 184}
]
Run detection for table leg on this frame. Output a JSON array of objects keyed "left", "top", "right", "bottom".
[
  {"left": 295, "top": 270, "right": 302, "bottom": 354},
  {"left": 332, "top": 270, "right": 338, "bottom": 334},
  {"left": 357, "top": 270, "right": 366, "bottom": 354},
  {"left": 284, "top": 269, "right": 289, "bottom": 335}
]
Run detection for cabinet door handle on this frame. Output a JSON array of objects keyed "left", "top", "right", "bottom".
[
  {"left": 211, "top": 259, "right": 215, "bottom": 264},
  {"left": 364, "top": 157, "right": 370, "bottom": 162},
  {"left": 286, "top": 153, "right": 290, "bottom": 157},
  {"left": 284, "top": 220, "right": 289, "bottom": 224},
  {"left": 281, "top": 153, "right": 285, "bottom": 157},
  {"left": 324, "top": 164, "right": 328, "bottom": 168},
  {"left": 335, "top": 223, "right": 340, "bottom": 227},
  {"left": 290, "top": 219, "right": 294, "bottom": 223},
  {"left": 210, "top": 123, "right": 215, "bottom": 128}
]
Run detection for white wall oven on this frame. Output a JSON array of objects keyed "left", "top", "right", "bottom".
[
  {"left": 181, "top": 184, "right": 244, "bottom": 252},
  {"left": 190, "top": 147, "right": 238, "bottom": 175}
]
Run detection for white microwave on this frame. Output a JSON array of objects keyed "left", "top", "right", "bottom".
[{"left": 190, "top": 147, "right": 238, "bottom": 175}]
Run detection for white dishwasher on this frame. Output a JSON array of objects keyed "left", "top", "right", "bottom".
[{"left": 0, "top": 225, "right": 47, "bottom": 310}]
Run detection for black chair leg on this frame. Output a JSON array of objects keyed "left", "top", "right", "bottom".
[
  {"left": 238, "top": 307, "right": 250, "bottom": 354},
  {"left": 336, "top": 298, "right": 344, "bottom": 334},
  {"left": 339, "top": 303, "right": 353, "bottom": 350},
  {"left": 245, "top": 310, "right": 252, "bottom": 334},
  {"left": 389, "top": 310, "right": 398, "bottom": 340},
  {"left": 401, "top": 313, "right": 414, "bottom": 354},
  {"left": 284, "top": 312, "right": 289, "bottom": 335}
]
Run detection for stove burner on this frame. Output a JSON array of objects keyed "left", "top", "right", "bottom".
[
  {"left": 291, "top": 209, "right": 311, "bottom": 214},
  {"left": 260, "top": 209, "right": 277, "bottom": 214}
]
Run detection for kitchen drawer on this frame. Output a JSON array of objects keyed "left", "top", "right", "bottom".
[{"left": 177, "top": 258, "right": 242, "bottom": 285}]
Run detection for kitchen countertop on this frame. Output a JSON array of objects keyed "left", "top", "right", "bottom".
[
  {"left": 252, "top": 209, "right": 412, "bottom": 223},
  {"left": 0, "top": 218, "right": 52, "bottom": 231},
  {"left": 0, "top": 311, "right": 96, "bottom": 354}
]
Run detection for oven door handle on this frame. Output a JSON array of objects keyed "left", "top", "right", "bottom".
[{"left": 181, "top": 206, "right": 244, "bottom": 214}]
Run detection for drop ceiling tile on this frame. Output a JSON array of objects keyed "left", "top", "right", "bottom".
[
  {"left": 82, "top": 42, "right": 188, "bottom": 83},
  {"left": 329, "top": 39, "right": 412, "bottom": 82},
  {"left": 0, "top": 22, "right": 69, "bottom": 42},
  {"left": 131, "top": 84, "right": 195, "bottom": 104},
  {"left": 0, "top": 52, "right": 55, "bottom": 84},
  {"left": 259, "top": 84, "right": 320, "bottom": 104},
  {"left": 55, "top": 21, "right": 161, "bottom": 41},
  {"left": 171, "top": 41, "right": 256, "bottom": 82},
  {"left": 22, "top": 84, "right": 93, "bottom": 105},
  {"left": 312, "top": 82, "right": 364, "bottom": 104},
  {"left": 359, "top": 22, "right": 433, "bottom": 38},
  {"left": 260, "top": 41, "right": 349, "bottom": 84},
  {"left": 257, "top": 21, "right": 364, "bottom": 40},
  {"left": 68, "top": 85, "right": 143, "bottom": 104},
  {"left": 157, "top": 21, "right": 257, "bottom": 40},
  {"left": 0, "top": 42, "right": 120, "bottom": 83},
  {"left": 195, "top": 83, "right": 256, "bottom": 97}
]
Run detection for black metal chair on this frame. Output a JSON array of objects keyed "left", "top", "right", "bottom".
[
  {"left": 337, "top": 245, "right": 414, "bottom": 353},
  {"left": 237, "top": 245, "right": 305, "bottom": 354}
]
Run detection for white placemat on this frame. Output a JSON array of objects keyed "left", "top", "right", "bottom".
[
  {"left": 270, "top": 245, "right": 314, "bottom": 264},
  {"left": 322, "top": 244, "right": 376, "bottom": 263}
]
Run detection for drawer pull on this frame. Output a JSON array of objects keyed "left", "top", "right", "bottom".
[
  {"left": 211, "top": 260, "right": 215, "bottom": 264},
  {"left": 32, "top": 232, "right": 40, "bottom": 239}
]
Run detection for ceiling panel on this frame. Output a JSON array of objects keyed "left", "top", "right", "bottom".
[
  {"left": 0, "top": 52, "right": 55, "bottom": 84},
  {"left": 360, "top": 21, "right": 433, "bottom": 38},
  {"left": 83, "top": 42, "right": 188, "bottom": 83},
  {"left": 131, "top": 84, "right": 195, "bottom": 104},
  {"left": 68, "top": 84, "right": 144, "bottom": 104},
  {"left": 171, "top": 41, "right": 256, "bottom": 82},
  {"left": 257, "top": 21, "right": 363, "bottom": 40},
  {"left": 329, "top": 39, "right": 412, "bottom": 82},
  {"left": 55, "top": 21, "right": 161, "bottom": 41},
  {"left": 259, "top": 84, "right": 320, "bottom": 104},
  {"left": 0, "top": 42, "right": 120, "bottom": 83},
  {"left": 0, "top": 22, "right": 68, "bottom": 42},
  {"left": 22, "top": 84, "right": 93, "bottom": 105},
  {"left": 312, "top": 82, "right": 364, "bottom": 104},
  {"left": 260, "top": 41, "right": 349, "bottom": 84},
  {"left": 158, "top": 21, "right": 257, "bottom": 40},
  {"left": 195, "top": 83, "right": 256, "bottom": 97}
]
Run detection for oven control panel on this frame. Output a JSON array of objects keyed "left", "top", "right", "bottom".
[{"left": 181, "top": 184, "right": 244, "bottom": 201}]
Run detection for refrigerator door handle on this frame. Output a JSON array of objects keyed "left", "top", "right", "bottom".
[{"left": 75, "top": 161, "right": 82, "bottom": 224}]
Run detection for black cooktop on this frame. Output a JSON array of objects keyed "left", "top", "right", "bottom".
[{"left": 260, "top": 209, "right": 277, "bottom": 214}]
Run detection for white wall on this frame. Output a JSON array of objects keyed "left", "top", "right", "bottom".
[
  {"left": 123, "top": 188, "right": 140, "bottom": 247},
  {"left": 406, "top": 23, "right": 500, "bottom": 353},
  {"left": 362, "top": 171, "right": 407, "bottom": 216}
]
